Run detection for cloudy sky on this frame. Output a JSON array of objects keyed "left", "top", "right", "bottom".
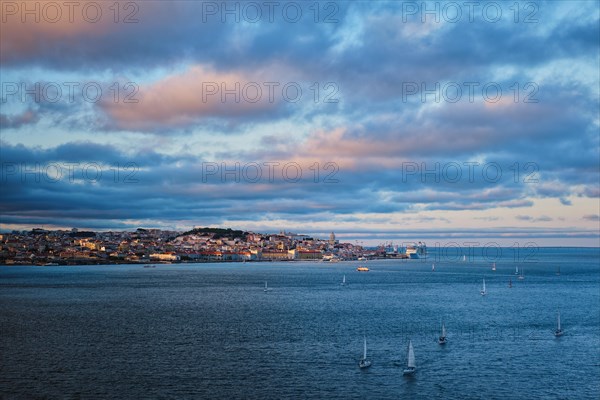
[{"left": 1, "top": 0, "right": 598, "bottom": 246}]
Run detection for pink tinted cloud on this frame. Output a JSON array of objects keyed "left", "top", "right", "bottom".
[
  {"left": 99, "top": 65, "right": 282, "bottom": 131},
  {"left": 1, "top": 0, "right": 113, "bottom": 63},
  {"left": 286, "top": 100, "right": 565, "bottom": 166},
  {"left": 0, "top": 1, "right": 173, "bottom": 64}
]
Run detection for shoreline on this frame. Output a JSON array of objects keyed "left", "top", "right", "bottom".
[{"left": 0, "top": 257, "right": 405, "bottom": 267}]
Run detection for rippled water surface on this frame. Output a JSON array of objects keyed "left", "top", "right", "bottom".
[{"left": 1, "top": 248, "right": 599, "bottom": 399}]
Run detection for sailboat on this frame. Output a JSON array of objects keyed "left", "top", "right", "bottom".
[
  {"left": 515, "top": 266, "right": 519, "bottom": 275},
  {"left": 359, "top": 336, "right": 372, "bottom": 368},
  {"left": 508, "top": 278, "right": 512, "bottom": 288},
  {"left": 341, "top": 275, "right": 346, "bottom": 286},
  {"left": 403, "top": 340, "right": 416, "bottom": 375},
  {"left": 432, "top": 263, "right": 435, "bottom": 272},
  {"left": 264, "top": 281, "right": 268, "bottom": 292},
  {"left": 492, "top": 262, "right": 496, "bottom": 271},
  {"left": 438, "top": 321, "right": 447, "bottom": 345},
  {"left": 554, "top": 310, "right": 564, "bottom": 337},
  {"left": 518, "top": 268, "right": 524, "bottom": 280},
  {"left": 480, "top": 278, "right": 487, "bottom": 296},
  {"left": 556, "top": 266, "right": 561, "bottom": 276},
  {"left": 462, "top": 255, "right": 466, "bottom": 262}
]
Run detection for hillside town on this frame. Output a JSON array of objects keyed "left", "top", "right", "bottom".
[{"left": 0, "top": 228, "right": 421, "bottom": 265}]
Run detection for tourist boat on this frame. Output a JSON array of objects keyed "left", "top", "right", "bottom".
[
  {"left": 356, "top": 266, "right": 369, "bottom": 272},
  {"left": 359, "top": 336, "right": 372, "bottom": 369},
  {"left": 438, "top": 321, "right": 447, "bottom": 345},
  {"left": 403, "top": 340, "right": 416, "bottom": 375},
  {"left": 405, "top": 242, "right": 427, "bottom": 259},
  {"left": 554, "top": 310, "right": 564, "bottom": 337}
]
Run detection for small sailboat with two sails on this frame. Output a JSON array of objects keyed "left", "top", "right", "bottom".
[
  {"left": 438, "top": 321, "right": 447, "bottom": 345},
  {"left": 403, "top": 340, "right": 416, "bottom": 375},
  {"left": 554, "top": 310, "right": 564, "bottom": 337},
  {"left": 359, "top": 336, "right": 372, "bottom": 369}
]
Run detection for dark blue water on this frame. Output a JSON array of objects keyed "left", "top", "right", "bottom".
[{"left": 1, "top": 248, "right": 599, "bottom": 399}]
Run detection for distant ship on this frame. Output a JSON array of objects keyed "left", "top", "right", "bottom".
[{"left": 405, "top": 242, "right": 427, "bottom": 259}]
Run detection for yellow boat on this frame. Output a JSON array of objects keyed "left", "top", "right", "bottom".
[{"left": 356, "top": 266, "right": 369, "bottom": 272}]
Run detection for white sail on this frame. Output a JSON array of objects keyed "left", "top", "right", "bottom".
[
  {"left": 343, "top": 275, "right": 346, "bottom": 285},
  {"left": 441, "top": 322, "right": 446, "bottom": 337},
  {"left": 407, "top": 340, "right": 415, "bottom": 368},
  {"left": 359, "top": 336, "right": 372, "bottom": 368},
  {"left": 264, "top": 281, "right": 268, "bottom": 291},
  {"left": 557, "top": 311, "right": 561, "bottom": 331},
  {"left": 480, "top": 278, "right": 487, "bottom": 295},
  {"left": 492, "top": 262, "right": 496, "bottom": 271}
]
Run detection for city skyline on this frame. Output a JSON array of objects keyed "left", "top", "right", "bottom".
[{"left": 1, "top": 1, "right": 599, "bottom": 246}]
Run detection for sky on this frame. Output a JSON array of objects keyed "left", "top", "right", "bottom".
[{"left": 0, "top": 0, "right": 599, "bottom": 246}]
